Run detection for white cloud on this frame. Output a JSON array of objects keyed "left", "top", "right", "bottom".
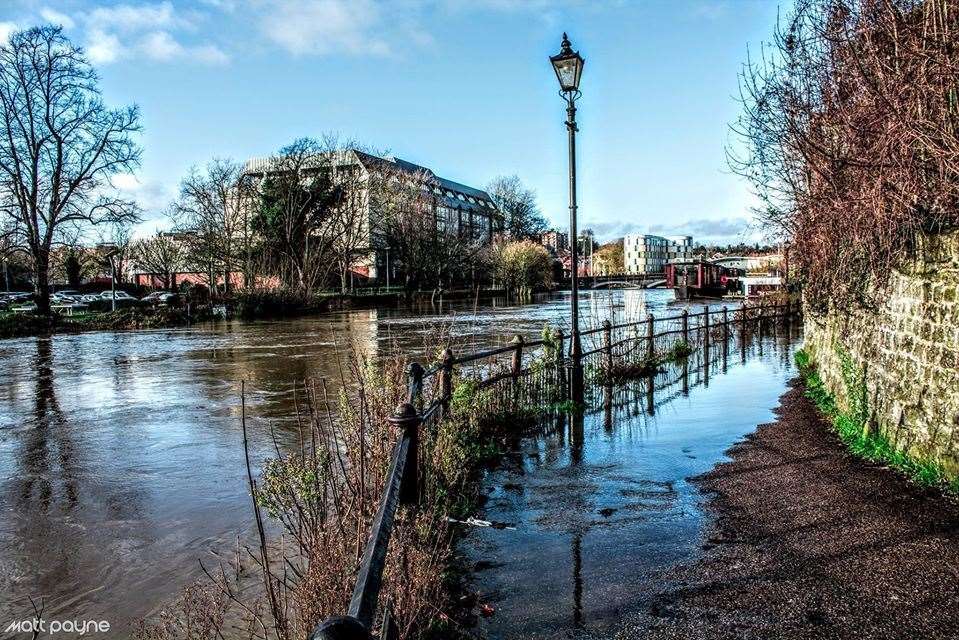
[
  {"left": 111, "top": 173, "right": 175, "bottom": 214},
  {"left": 86, "top": 2, "right": 182, "bottom": 33},
  {"left": 140, "top": 30, "right": 184, "bottom": 61},
  {"left": 137, "top": 30, "right": 229, "bottom": 64},
  {"left": 85, "top": 29, "right": 123, "bottom": 64},
  {"left": 191, "top": 43, "right": 230, "bottom": 65},
  {"left": 40, "top": 8, "right": 75, "bottom": 29},
  {"left": 262, "top": 0, "right": 391, "bottom": 56},
  {"left": 199, "top": 0, "right": 237, "bottom": 11},
  {"left": 66, "top": 2, "right": 229, "bottom": 66},
  {"left": 0, "top": 21, "right": 18, "bottom": 42}
]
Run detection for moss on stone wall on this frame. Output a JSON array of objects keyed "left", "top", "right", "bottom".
[{"left": 803, "top": 229, "right": 959, "bottom": 480}]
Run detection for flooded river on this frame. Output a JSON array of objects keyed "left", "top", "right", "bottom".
[
  {"left": 463, "top": 321, "right": 802, "bottom": 639},
  {"left": 0, "top": 289, "right": 709, "bottom": 636}
]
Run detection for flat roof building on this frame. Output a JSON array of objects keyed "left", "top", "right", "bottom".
[{"left": 623, "top": 234, "right": 693, "bottom": 274}]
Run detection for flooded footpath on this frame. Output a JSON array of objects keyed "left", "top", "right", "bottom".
[
  {"left": 462, "top": 323, "right": 802, "bottom": 639},
  {"left": 0, "top": 290, "right": 710, "bottom": 636}
]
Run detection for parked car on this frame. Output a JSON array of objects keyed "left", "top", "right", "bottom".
[
  {"left": 141, "top": 291, "right": 178, "bottom": 305},
  {"left": 99, "top": 290, "right": 138, "bottom": 301}
]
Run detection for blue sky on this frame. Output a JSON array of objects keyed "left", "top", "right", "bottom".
[{"left": 1, "top": 0, "right": 783, "bottom": 244}]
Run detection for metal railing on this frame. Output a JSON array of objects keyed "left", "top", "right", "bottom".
[{"left": 309, "top": 299, "right": 797, "bottom": 639}]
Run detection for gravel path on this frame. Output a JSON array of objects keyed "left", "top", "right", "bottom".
[{"left": 619, "top": 379, "right": 959, "bottom": 640}]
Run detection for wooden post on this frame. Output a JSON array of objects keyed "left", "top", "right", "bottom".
[
  {"left": 511, "top": 335, "right": 524, "bottom": 379},
  {"left": 646, "top": 313, "right": 655, "bottom": 362},
  {"left": 759, "top": 301, "right": 765, "bottom": 337},
  {"left": 681, "top": 308, "right": 689, "bottom": 345},
  {"left": 602, "top": 320, "right": 613, "bottom": 374},
  {"left": 722, "top": 306, "right": 729, "bottom": 343}
]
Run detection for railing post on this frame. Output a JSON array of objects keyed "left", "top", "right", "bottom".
[
  {"left": 406, "top": 362, "right": 424, "bottom": 409},
  {"left": 439, "top": 348, "right": 454, "bottom": 417},
  {"left": 510, "top": 334, "right": 524, "bottom": 379},
  {"left": 646, "top": 313, "right": 655, "bottom": 362},
  {"left": 309, "top": 616, "right": 371, "bottom": 640},
  {"left": 758, "top": 301, "right": 765, "bottom": 337},
  {"left": 511, "top": 335, "right": 524, "bottom": 408},
  {"left": 554, "top": 328, "right": 566, "bottom": 398},
  {"left": 389, "top": 403, "right": 421, "bottom": 506},
  {"left": 681, "top": 308, "right": 689, "bottom": 345},
  {"left": 722, "top": 306, "right": 729, "bottom": 343},
  {"left": 703, "top": 305, "right": 710, "bottom": 350},
  {"left": 602, "top": 320, "right": 613, "bottom": 374}
]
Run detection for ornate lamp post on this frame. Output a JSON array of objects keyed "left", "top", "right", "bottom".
[{"left": 551, "top": 32, "right": 586, "bottom": 403}]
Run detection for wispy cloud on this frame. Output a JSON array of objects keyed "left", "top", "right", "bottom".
[
  {"left": 40, "top": 8, "right": 75, "bottom": 29},
  {"left": 0, "top": 21, "right": 19, "bottom": 42},
  {"left": 587, "top": 216, "right": 757, "bottom": 245},
  {"left": 689, "top": 1, "right": 730, "bottom": 21},
  {"left": 29, "top": 2, "right": 230, "bottom": 66},
  {"left": 261, "top": 0, "right": 392, "bottom": 57},
  {"left": 111, "top": 173, "right": 176, "bottom": 215}
]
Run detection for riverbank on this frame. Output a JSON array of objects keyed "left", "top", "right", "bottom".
[
  {"left": 626, "top": 380, "right": 959, "bottom": 639},
  {"left": 0, "top": 287, "right": 513, "bottom": 339},
  {"left": 0, "top": 307, "right": 197, "bottom": 338}
]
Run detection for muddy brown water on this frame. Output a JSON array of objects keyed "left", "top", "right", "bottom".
[{"left": 0, "top": 290, "right": 716, "bottom": 637}]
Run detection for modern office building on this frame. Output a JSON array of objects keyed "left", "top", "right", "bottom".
[{"left": 623, "top": 234, "right": 694, "bottom": 274}]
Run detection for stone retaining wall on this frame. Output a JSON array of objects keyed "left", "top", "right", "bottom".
[{"left": 804, "top": 230, "right": 959, "bottom": 477}]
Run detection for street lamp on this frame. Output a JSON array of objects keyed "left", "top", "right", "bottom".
[{"left": 551, "top": 32, "right": 586, "bottom": 403}]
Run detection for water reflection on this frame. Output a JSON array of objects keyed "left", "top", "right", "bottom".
[
  {"left": 0, "top": 290, "right": 718, "bottom": 634},
  {"left": 464, "top": 322, "right": 803, "bottom": 638}
]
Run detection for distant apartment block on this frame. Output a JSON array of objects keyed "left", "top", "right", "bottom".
[
  {"left": 623, "top": 234, "right": 693, "bottom": 274},
  {"left": 540, "top": 229, "right": 569, "bottom": 254},
  {"left": 244, "top": 150, "right": 503, "bottom": 282}
]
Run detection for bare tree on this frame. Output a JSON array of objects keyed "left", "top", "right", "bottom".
[
  {"left": 131, "top": 232, "right": 184, "bottom": 291},
  {"left": 173, "top": 158, "right": 249, "bottom": 296},
  {"left": 373, "top": 166, "right": 481, "bottom": 300},
  {"left": 99, "top": 222, "right": 133, "bottom": 284},
  {"left": 486, "top": 175, "right": 548, "bottom": 240},
  {"left": 330, "top": 157, "right": 375, "bottom": 294},
  {"left": 730, "top": 0, "right": 959, "bottom": 311},
  {"left": 250, "top": 138, "right": 347, "bottom": 296},
  {"left": 0, "top": 26, "right": 141, "bottom": 314}
]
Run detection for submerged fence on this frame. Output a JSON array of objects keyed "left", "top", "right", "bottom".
[{"left": 309, "top": 300, "right": 798, "bottom": 640}]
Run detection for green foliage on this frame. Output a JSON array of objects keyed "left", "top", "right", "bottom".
[
  {"left": 492, "top": 240, "right": 553, "bottom": 297},
  {"left": 550, "top": 399, "right": 584, "bottom": 415},
  {"left": 666, "top": 340, "right": 693, "bottom": 361},
  {"left": 257, "top": 454, "right": 323, "bottom": 519},
  {"left": 794, "top": 349, "right": 957, "bottom": 495}
]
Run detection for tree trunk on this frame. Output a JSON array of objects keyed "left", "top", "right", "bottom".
[{"left": 34, "top": 253, "right": 51, "bottom": 316}]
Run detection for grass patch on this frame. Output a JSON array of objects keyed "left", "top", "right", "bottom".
[{"left": 795, "top": 348, "right": 957, "bottom": 496}]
